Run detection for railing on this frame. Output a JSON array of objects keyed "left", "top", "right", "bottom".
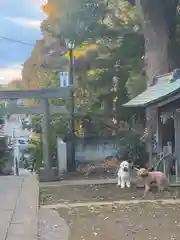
[{"left": 154, "top": 146, "right": 178, "bottom": 183}]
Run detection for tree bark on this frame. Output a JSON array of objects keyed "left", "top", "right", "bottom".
[
  {"left": 135, "top": 0, "right": 179, "bottom": 166},
  {"left": 136, "top": 0, "right": 179, "bottom": 86}
]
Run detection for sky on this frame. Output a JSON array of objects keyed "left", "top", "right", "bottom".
[{"left": 0, "top": 0, "right": 46, "bottom": 84}]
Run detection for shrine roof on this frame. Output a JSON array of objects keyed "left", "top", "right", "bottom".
[{"left": 123, "top": 72, "right": 180, "bottom": 107}]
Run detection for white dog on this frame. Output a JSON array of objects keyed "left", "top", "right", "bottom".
[{"left": 117, "top": 160, "right": 131, "bottom": 188}]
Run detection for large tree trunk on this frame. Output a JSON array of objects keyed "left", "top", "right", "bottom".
[
  {"left": 135, "top": 0, "right": 179, "bottom": 167},
  {"left": 136, "top": 0, "right": 179, "bottom": 86}
]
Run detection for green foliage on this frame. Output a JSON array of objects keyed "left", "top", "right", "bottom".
[
  {"left": 25, "top": 136, "right": 42, "bottom": 172},
  {"left": 116, "top": 131, "right": 148, "bottom": 167},
  {"left": 126, "top": 71, "right": 146, "bottom": 98},
  {"left": 31, "top": 115, "right": 42, "bottom": 128},
  {"left": 50, "top": 115, "right": 69, "bottom": 136},
  {"left": 24, "top": 0, "right": 146, "bottom": 139},
  {"left": 42, "top": 0, "right": 110, "bottom": 43}
]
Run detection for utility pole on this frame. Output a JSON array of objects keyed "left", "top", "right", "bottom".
[
  {"left": 66, "top": 40, "right": 76, "bottom": 171},
  {"left": 12, "top": 128, "right": 19, "bottom": 176}
]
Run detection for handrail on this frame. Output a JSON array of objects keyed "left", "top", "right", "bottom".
[
  {"left": 153, "top": 151, "right": 177, "bottom": 182},
  {"left": 154, "top": 152, "right": 166, "bottom": 170}
]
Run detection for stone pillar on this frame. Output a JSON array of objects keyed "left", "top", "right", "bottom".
[
  {"left": 57, "top": 138, "right": 67, "bottom": 175},
  {"left": 41, "top": 99, "right": 54, "bottom": 181}
]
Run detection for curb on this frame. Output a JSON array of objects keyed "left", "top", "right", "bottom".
[
  {"left": 40, "top": 178, "right": 180, "bottom": 188},
  {"left": 41, "top": 198, "right": 180, "bottom": 209}
]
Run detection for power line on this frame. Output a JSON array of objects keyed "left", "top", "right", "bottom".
[
  {"left": 0, "top": 35, "right": 34, "bottom": 46},
  {"left": 0, "top": 35, "right": 34, "bottom": 67}
]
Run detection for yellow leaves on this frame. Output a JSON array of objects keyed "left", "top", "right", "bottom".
[
  {"left": 116, "top": 1, "right": 137, "bottom": 25},
  {"left": 73, "top": 49, "right": 86, "bottom": 58},
  {"left": 87, "top": 69, "right": 96, "bottom": 77},
  {"left": 42, "top": 2, "right": 59, "bottom": 17},
  {"left": 65, "top": 49, "right": 85, "bottom": 59},
  {"left": 24, "top": 99, "right": 38, "bottom": 106},
  {"left": 29, "top": 132, "right": 40, "bottom": 142},
  {"left": 82, "top": 43, "right": 97, "bottom": 51},
  {"left": 87, "top": 68, "right": 104, "bottom": 77},
  {"left": 66, "top": 44, "right": 97, "bottom": 59}
]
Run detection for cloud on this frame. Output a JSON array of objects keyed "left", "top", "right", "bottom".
[
  {"left": 0, "top": 65, "right": 22, "bottom": 84},
  {"left": 3, "top": 17, "right": 41, "bottom": 30},
  {"left": 0, "top": 0, "right": 46, "bottom": 75},
  {"left": 0, "top": 0, "right": 45, "bottom": 19}
]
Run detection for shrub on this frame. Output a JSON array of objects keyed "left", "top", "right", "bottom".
[
  {"left": 116, "top": 131, "right": 148, "bottom": 167},
  {"left": 25, "top": 135, "right": 42, "bottom": 172}
]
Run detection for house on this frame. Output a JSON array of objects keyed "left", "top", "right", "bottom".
[{"left": 123, "top": 69, "right": 180, "bottom": 184}]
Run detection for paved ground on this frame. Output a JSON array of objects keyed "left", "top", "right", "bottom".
[
  {"left": 38, "top": 208, "right": 69, "bottom": 240},
  {"left": 3, "top": 114, "right": 30, "bottom": 138},
  {"left": 40, "top": 183, "right": 180, "bottom": 205},
  {"left": 19, "top": 168, "right": 34, "bottom": 176},
  {"left": 57, "top": 202, "right": 180, "bottom": 240},
  {"left": 0, "top": 175, "right": 38, "bottom": 240},
  {"left": 40, "top": 182, "right": 180, "bottom": 240}
]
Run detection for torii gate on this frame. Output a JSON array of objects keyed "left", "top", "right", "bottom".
[{"left": 0, "top": 87, "right": 71, "bottom": 181}]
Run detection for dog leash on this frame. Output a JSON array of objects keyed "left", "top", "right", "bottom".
[{"left": 132, "top": 153, "right": 171, "bottom": 172}]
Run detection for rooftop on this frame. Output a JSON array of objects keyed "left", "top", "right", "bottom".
[{"left": 123, "top": 71, "right": 180, "bottom": 107}]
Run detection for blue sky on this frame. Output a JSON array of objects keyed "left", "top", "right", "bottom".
[{"left": 0, "top": 0, "right": 45, "bottom": 83}]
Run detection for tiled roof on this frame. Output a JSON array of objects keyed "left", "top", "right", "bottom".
[{"left": 123, "top": 72, "right": 180, "bottom": 107}]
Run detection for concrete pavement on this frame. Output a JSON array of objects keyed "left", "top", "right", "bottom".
[
  {"left": 38, "top": 208, "right": 69, "bottom": 240},
  {"left": 3, "top": 114, "right": 30, "bottom": 138},
  {"left": 0, "top": 175, "right": 39, "bottom": 240}
]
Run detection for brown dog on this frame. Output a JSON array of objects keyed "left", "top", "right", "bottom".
[{"left": 137, "top": 168, "right": 169, "bottom": 197}]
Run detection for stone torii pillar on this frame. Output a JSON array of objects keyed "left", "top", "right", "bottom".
[{"left": 41, "top": 99, "right": 51, "bottom": 180}]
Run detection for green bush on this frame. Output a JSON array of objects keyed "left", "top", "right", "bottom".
[
  {"left": 116, "top": 131, "right": 148, "bottom": 167},
  {"left": 25, "top": 137, "right": 42, "bottom": 172}
]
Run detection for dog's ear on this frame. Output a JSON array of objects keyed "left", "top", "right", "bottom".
[{"left": 133, "top": 167, "right": 140, "bottom": 171}]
